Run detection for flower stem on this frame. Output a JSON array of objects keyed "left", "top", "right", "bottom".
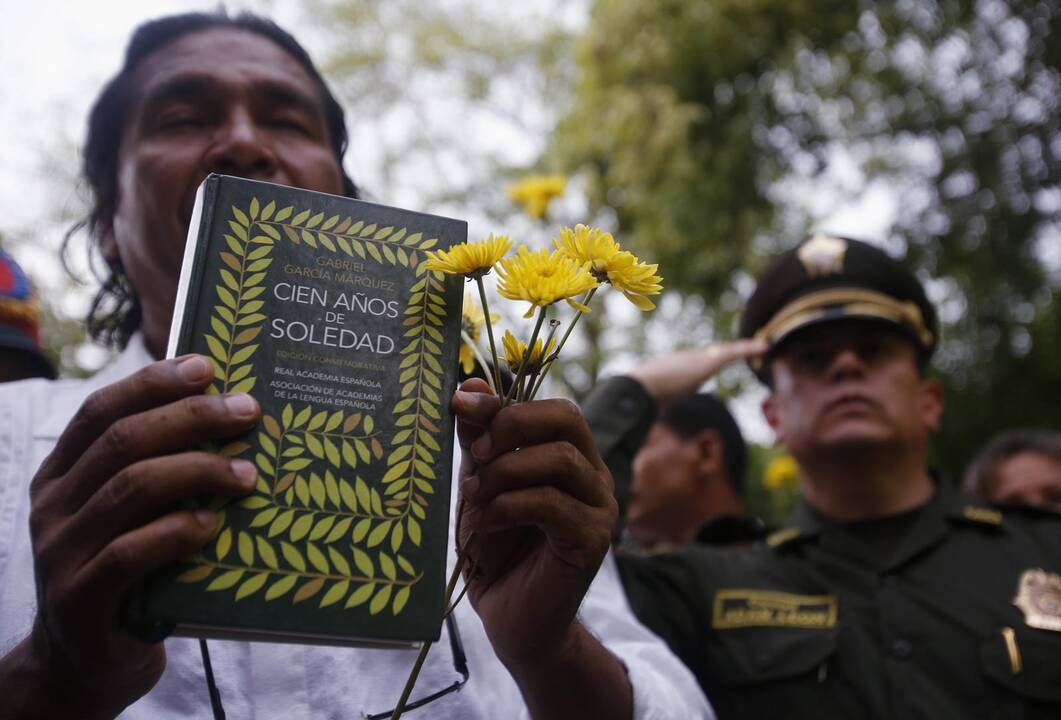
[
  {"left": 444, "top": 551, "right": 478, "bottom": 618},
  {"left": 390, "top": 532, "right": 475, "bottom": 720},
  {"left": 475, "top": 276, "right": 504, "bottom": 397},
  {"left": 388, "top": 637, "right": 433, "bottom": 720},
  {"left": 530, "top": 288, "right": 597, "bottom": 398},
  {"left": 504, "top": 306, "right": 547, "bottom": 406},
  {"left": 460, "top": 330, "right": 496, "bottom": 394},
  {"left": 524, "top": 320, "right": 560, "bottom": 401}
]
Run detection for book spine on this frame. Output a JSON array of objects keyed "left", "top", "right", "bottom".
[
  {"left": 125, "top": 176, "right": 220, "bottom": 640},
  {"left": 165, "top": 174, "right": 220, "bottom": 358}
]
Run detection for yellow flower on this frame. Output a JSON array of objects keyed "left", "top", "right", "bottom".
[
  {"left": 763, "top": 455, "right": 800, "bottom": 491},
  {"left": 495, "top": 245, "right": 599, "bottom": 318},
  {"left": 459, "top": 292, "right": 499, "bottom": 374},
  {"left": 501, "top": 330, "right": 556, "bottom": 372},
  {"left": 554, "top": 224, "right": 663, "bottom": 311},
  {"left": 425, "top": 234, "right": 512, "bottom": 278},
  {"left": 507, "top": 175, "right": 567, "bottom": 220}
]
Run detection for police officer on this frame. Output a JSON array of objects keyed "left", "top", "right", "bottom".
[{"left": 606, "top": 234, "right": 1061, "bottom": 719}]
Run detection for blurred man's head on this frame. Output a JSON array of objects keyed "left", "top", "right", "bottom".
[
  {"left": 68, "top": 11, "right": 359, "bottom": 354},
  {"left": 628, "top": 393, "right": 747, "bottom": 546},
  {"left": 0, "top": 248, "right": 56, "bottom": 382},
  {"left": 743, "top": 235, "right": 942, "bottom": 464},
  {"left": 963, "top": 429, "right": 1061, "bottom": 511}
]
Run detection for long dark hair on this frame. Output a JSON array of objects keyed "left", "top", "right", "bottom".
[{"left": 65, "top": 11, "right": 359, "bottom": 350}]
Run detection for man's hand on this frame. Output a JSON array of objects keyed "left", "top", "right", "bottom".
[
  {"left": 627, "top": 339, "right": 768, "bottom": 407},
  {"left": 452, "top": 379, "right": 631, "bottom": 719},
  {"left": 3, "top": 355, "right": 260, "bottom": 719}
]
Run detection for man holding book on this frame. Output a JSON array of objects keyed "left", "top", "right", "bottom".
[{"left": 0, "top": 11, "right": 709, "bottom": 719}]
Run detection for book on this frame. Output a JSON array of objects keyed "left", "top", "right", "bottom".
[{"left": 129, "top": 174, "right": 466, "bottom": 646}]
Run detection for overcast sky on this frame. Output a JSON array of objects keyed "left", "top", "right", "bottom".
[{"left": 0, "top": 1, "right": 304, "bottom": 233}]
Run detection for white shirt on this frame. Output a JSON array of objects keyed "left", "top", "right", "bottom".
[{"left": 0, "top": 335, "right": 713, "bottom": 719}]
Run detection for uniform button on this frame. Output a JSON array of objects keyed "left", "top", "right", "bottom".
[
  {"left": 890, "top": 639, "right": 913, "bottom": 660},
  {"left": 617, "top": 396, "right": 638, "bottom": 412}
]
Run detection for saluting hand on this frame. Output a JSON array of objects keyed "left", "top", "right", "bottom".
[
  {"left": 627, "top": 338, "right": 768, "bottom": 407},
  {"left": 6, "top": 355, "right": 259, "bottom": 719}
]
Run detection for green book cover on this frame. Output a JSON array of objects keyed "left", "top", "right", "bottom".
[{"left": 133, "top": 174, "right": 465, "bottom": 646}]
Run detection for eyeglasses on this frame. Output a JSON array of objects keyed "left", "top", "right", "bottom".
[
  {"left": 774, "top": 324, "right": 910, "bottom": 377},
  {"left": 363, "top": 613, "right": 469, "bottom": 719},
  {"left": 199, "top": 613, "right": 469, "bottom": 720}
]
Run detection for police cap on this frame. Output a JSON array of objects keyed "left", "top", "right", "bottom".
[{"left": 739, "top": 234, "right": 937, "bottom": 380}]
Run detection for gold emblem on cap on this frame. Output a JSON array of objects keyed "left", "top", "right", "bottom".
[
  {"left": 1013, "top": 568, "right": 1061, "bottom": 632},
  {"left": 798, "top": 234, "right": 847, "bottom": 277}
]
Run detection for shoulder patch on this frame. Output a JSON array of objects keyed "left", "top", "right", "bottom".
[
  {"left": 712, "top": 589, "right": 837, "bottom": 630},
  {"left": 962, "top": 505, "right": 1003, "bottom": 526},
  {"left": 766, "top": 527, "right": 802, "bottom": 548}
]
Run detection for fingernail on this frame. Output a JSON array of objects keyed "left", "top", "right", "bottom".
[
  {"left": 224, "top": 393, "right": 258, "bottom": 418},
  {"left": 462, "top": 474, "right": 480, "bottom": 500},
  {"left": 471, "top": 434, "right": 491, "bottom": 461},
  {"left": 178, "top": 355, "right": 211, "bottom": 382},
  {"left": 195, "top": 510, "right": 217, "bottom": 531},
  {"left": 231, "top": 459, "right": 257, "bottom": 488}
]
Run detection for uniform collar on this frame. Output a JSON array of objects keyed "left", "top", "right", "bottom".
[
  {"left": 765, "top": 497, "right": 829, "bottom": 549},
  {"left": 694, "top": 514, "right": 769, "bottom": 546},
  {"left": 767, "top": 482, "right": 1005, "bottom": 569}
]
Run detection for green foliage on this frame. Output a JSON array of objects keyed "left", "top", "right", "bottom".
[
  {"left": 315, "top": 0, "right": 574, "bottom": 212},
  {"left": 551, "top": 0, "right": 859, "bottom": 299},
  {"left": 743, "top": 444, "right": 800, "bottom": 525},
  {"left": 552, "top": 0, "right": 1060, "bottom": 476}
]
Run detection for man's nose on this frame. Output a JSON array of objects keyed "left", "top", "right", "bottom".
[
  {"left": 203, "top": 109, "right": 277, "bottom": 178},
  {"left": 825, "top": 346, "right": 865, "bottom": 382}
]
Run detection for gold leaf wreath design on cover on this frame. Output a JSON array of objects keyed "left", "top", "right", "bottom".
[{"left": 177, "top": 196, "right": 448, "bottom": 617}]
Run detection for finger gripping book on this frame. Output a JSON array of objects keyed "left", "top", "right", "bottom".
[{"left": 128, "top": 174, "right": 465, "bottom": 646}]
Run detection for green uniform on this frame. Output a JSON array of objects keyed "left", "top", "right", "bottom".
[
  {"left": 586, "top": 378, "right": 1061, "bottom": 719},
  {"left": 584, "top": 375, "right": 656, "bottom": 531}
]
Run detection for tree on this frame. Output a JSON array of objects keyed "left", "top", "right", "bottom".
[
  {"left": 550, "top": 0, "right": 1060, "bottom": 478},
  {"left": 315, "top": 0, "right": 576, "bottom": 218},
  {"left": 316, "top": 0, "right": 638, "bottom": 400}
]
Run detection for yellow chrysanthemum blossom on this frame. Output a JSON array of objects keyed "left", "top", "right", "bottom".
[
  {"left": 425, "top": 234, "right": 512, "bottom": 278},
  {"left": 763, "top": 455, "right": 801, "bottom": 491},
  {"left": 554, "top": 224, "right": 663, "bottom": 311},
  {"left": 495, "top": 245, "right": 599, "bottom": 318},
  {"left": 507, "top": 175, "right": 567, "bottom": 220},
  {"left": 459, "top": 292, "right": 499, "bottom": 374},
  {"left": 501, "top": 330, "right": 557, "bottom": 373}
]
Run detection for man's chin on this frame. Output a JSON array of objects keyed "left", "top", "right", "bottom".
[
  {"left": 625, "top": 515, "right": 659, "bottom": 545},
  {"left": 813, "top": 423, "right": 895, "bottom": 453}
]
